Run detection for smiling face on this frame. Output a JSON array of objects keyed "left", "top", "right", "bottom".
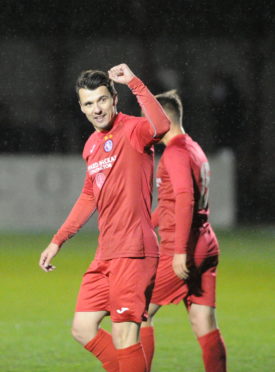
[{"left": 79, "top": 85, "right": 118, "bottom": 132}]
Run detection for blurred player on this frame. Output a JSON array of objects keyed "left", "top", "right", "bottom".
[
  {"left": 39, "top": 63, "right": 170, "bottom": 372},
  {"left": 140, "top": 90, "right": 227, "bottom": 372}
]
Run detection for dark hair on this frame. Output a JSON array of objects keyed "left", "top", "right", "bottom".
[
  {"left": 155, "top": 90, "right": 183, "bottom": 124},
  {"left": 75, "top": 70, "right": 117, "bottom": 99}
]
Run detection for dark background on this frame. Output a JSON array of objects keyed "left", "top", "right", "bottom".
[{"left": 0, "top": 0, "right": 274, "bottom": 224}]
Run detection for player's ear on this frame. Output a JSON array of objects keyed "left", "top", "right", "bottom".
[
  {"left": 79, "top": 101, "right": 85, "bottom": 114},
  {"left": 113, "top": 94, "right": 118, "bottom": 107}
]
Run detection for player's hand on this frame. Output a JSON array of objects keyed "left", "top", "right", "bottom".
[
  {"left": 108, "top": 63, "right": 135, "bottom": 85},
  {"left": 173, "top": 253, "right": 189, "bottom": 280},
  {"left": 39, "top": 242, "right": 60, "bottom": 272}
]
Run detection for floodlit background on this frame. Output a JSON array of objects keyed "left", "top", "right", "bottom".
[
  {"left": 0, "top": 1, "right": 274, "bottom": 371},
  {"left": 0, "top": 0, "right": 274, "bottom": 227}
]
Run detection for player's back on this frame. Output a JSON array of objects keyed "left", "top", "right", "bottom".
[
  {"left": 182, "top": 134, "right": 210, "bottom": 225},
  {"left": 157, "top": 133, "right": 216, "bottom": 256}
]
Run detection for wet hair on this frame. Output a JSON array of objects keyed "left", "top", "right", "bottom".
[
  {"left": 155, "top": 89, "right": 183, "bottom": 125},
  {"left": 75, "top": 70, "right": 117, "bottom": 99}
]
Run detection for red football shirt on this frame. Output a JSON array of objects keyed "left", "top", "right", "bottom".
[
  {"left": 52, "top": 77, "right": 170, "bottom": 259},
  {"left": 154, "top": 134, "right": 218, "bottom": 256}
]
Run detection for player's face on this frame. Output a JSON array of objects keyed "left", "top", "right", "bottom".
[{"left": 79, "top": 86, "right": 118, "bottom": 131}]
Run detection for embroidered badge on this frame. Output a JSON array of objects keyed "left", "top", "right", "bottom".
[{"left": 104, "top": 139, "right": 113, "bottom": 152}]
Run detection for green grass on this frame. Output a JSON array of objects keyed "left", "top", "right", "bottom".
[{"left": 0, "top": 228, "right": 274, "bottom": 371}]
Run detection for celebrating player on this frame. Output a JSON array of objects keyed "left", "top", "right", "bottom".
[
  {"left": 39, "top": 63, "right": 170, "bottom": 372},
  {"left": 140, "top": 90, "right": 227, "bottom": 372}
]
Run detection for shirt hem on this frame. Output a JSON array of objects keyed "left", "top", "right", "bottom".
[{"left": 95, "top": 252, "right": 159, "bottom": 260}]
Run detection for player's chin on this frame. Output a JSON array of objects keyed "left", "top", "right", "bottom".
[{"left": 96, "top": 121, "right": 113, "bottom": 132}]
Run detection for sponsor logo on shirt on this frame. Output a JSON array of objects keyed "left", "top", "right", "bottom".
[
  {"left": 95, "top": 172, "right": 106, "bottom": 189},
  {"left": 87, "top": 155, "right": 117, "bottom": 175},
  {"left": 156, "top": 177, "right": 162, "bottom": 188},
  {"left": 116, "top": 307, "right": 129, "bottom": 314}
]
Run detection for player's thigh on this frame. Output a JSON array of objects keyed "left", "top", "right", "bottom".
[
  {"left": 109, "top": 257, "right": 158, "bottom": 323},
  {"left": 191, "top": 224, "right": 219, "bottom": 267},
  {"left": 148, "top": 303, "right": 161, "bottom": 318},
  {"left": 151, "top": 255, "right": 187, "bottom": 306},
  {"left": 185, "top": 255, "right": 218, "bottom": 336},
  {"left": 185, "top": 255, "right": 218, "bottom": 309},
  {"left": 75, "top": 259, "right": 110, "bottom": 313}
]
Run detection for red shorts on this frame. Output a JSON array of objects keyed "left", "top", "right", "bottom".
[
  {"left": 150, "top": 254, "right": 218, "bottom": 309},
  {"left": 75, "top": 256, "right": 158, "bottom": 323}
]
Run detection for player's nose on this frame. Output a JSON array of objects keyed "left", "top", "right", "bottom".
[{"left": 93, "top": 103, "right": 102, "bottom": 114}]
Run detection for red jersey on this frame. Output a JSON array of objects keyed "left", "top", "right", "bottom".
[
  {"left": 52, "top": 77, "right": 170, "bottom": 259},
  {"left": 154, "top": 133, "right": 219, "bottom": 257}
]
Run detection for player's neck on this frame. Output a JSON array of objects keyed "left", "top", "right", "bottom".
[{"left": 162, "top": 124, "right": 185, "bottom": 146}]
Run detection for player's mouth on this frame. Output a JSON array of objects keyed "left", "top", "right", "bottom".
[{"left": 94, "top": 114, "right": 106, "bottom": 123}]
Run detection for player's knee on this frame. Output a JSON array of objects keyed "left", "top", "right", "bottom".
[
  {"left": 112, "top": 322, "right": 140, "bottom": 349},
  {"left": 71, "top": 320, "right": 96, "bottom": 345},
  {"left": 189, "top": 305, "right": 217, "bottom": 337},
  {"left": 71, "top": 322, "right": 83, "bottom": 343},
  {"left": 189, "top": 310, "right": 199, "bottom": 329}
]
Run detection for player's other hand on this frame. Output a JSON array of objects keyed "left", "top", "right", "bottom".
[
  {"left": 39, "top": 242, "right": 60, "bottom": 272},
  {"left": 108, "top": 63, "right": 135, "bottom": 85},
  {"left": 173, "top": 253, "right": 189, "bottom": 280}
]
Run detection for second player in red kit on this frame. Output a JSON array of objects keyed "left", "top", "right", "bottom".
[{"left": 140, "top": 90, "right": 227, "bottom": 372}]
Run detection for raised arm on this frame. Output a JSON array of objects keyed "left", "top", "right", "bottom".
[{"left": 108, "top": 63, "right": 170, "bottom": 140}]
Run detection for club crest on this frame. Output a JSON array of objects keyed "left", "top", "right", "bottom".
[{"left": 104, "top": 139, "right": 113, "bottom": 152}]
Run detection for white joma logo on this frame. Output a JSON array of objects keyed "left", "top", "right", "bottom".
[
  {"left": 116, "top": 307, "right": 129, "bottom": 314},
  {"left": 90, "top": 144, "right": 96, "bottom": 153}
]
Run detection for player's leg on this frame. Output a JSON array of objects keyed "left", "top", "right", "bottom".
[
  {"left": 110, "top": 257, "right": 158, "bottom": 372},
  {"left": 186, "top": 224, "right": 227, "bottom": 372},
  {"left": 72, "top": 310, "right": 108, "bottom": 345},
  {"left": 112, "top": 320, "right": 141, "bottom": 348},
  {"left": 197, "top": 328, "right": 227, "bottom": 372},
  {"left": 113, "top": 320, "right": 147, "bottom": 372},
  {"left": 140, "top": 303, "right": 161, "bottom": 371},
  {"left": 186, "top": 254, "right": 227, "bottom": 372},
  {"left": 140, "top": 254, "right": 188, "bottom": 371},
  {"left": 72, "top": 311, "right": 118, "bottom": 372},
  {"left": 72, "top": 259, "right": 119, "bottom": 372},
  {"left": 188, "top": 304, "right": 226, "bottom": 372},
  {"left": 188, "top": 303, "right": 217, "bottom": 337}
]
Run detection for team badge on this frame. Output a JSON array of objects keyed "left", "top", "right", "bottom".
[
  {"left": 95, "top": 172, "right": 106, "bottom": 189},
  {"left": 104, "top": 134, "right": 113, "bottom": 152},
  {"left": 104, "top": 139, "right": 113, "bottom": 152}
]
